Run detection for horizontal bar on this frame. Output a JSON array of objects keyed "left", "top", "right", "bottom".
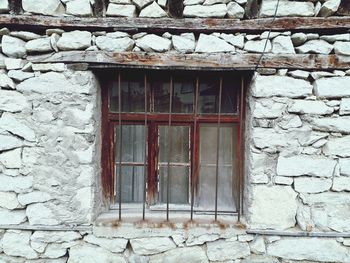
[
  {"left": 158, "top": 162, "right": 190, "bottom": 166},
  {"left": 2, "top": 14, "right": 350, "bottom": 33},
  {"left": 247, "top": 229, "right": 350, "bottom": 238},
  {"left": 115, "top": 162, "right": 147, "bottom": 166},
  {"left": 28, "top": 51, "right": 350, "bottom": 70}
]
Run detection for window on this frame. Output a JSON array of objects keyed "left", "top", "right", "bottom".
[{"left": 101, "top": 69, "right": 245, "bottom": 221}]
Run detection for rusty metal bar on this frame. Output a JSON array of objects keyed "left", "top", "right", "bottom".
[
  {"left": 214, "top": 77, "right": 223, "bottom": 221},
  {"left": 238, "top": 77, "right": 245, "bottom": 222},
  {"left": 143, "top": 74, "right": 148, "bottom": 220},
  {"left": 118, "top": 72, "right": 122, "bottom": 221},
  {"left": 166, "top": 76, "right": 173, "bottom": 221},
  {"left": 190, "top": 77, "right": 199, "bottom": 221}
]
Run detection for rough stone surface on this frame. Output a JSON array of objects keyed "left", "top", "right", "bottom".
[
  {"left": 96, "top": 36, "right": 134, "bottom": 52},
  {"left": 3, "top": 231, "right": 38, "bottom": 259},
  {"left": 318, "top": 0, "right": 341, "bottom": 17},
  {"left": 260, "top": 0, "right": 314, "bottom": 17},
  {"left": 130, "top": 237, "right": 176, "bottom": 255},
  {"left": 314, "top": 77, "right": 350, "bottom": 98},
  {"left": 66, "top": 0, "right": 93, "bottom": 16},
  {"left": 0, "top": 148, "right": 22, "bottom": 169},
  {"left": 83, "top": 235, "right": 127, "bottom": 253},
  {"left": 288, "top": 100, "right": 334, "bottom": 115},
  {"left": 25, "top": 37, "right": 53, "bottom": 53},
  {"left": 294, "top": 177, "right": 332, "bottom": 193},
  {"left": 0, "top": 0, "right": 9, "bottom": 13},
  {"left": 276, "top": 155, "right": 336, "bottom": 177},
  {"left": 0, "top": 209, "right": 26, "bottom": 224},
  {"left": 206, "top": 239, "right": 250, "bottom": 261},
  {"left": 248, "top": 185, "right": 297, "bottom": 230},
  {"left": 26, "top": 203, "right": 60, "bottom": 225},
  {"left": 309, "top": 117, "right": 350, "bottom": 134},
  {"left": 0, "top": 192, "right": 20, "bottom": 210},
  {"left": 227, "top": 1, "right": 244, "bottom": 18},
  {"left": 244, "top": 39, "right": 271, "bottom": 53},
  {"left": 339, "top": 159, "right": 350, "bottom": 176},
  {"left": 18, "top": 191, "right": 53, "bottom": 206},
  {"left": 172, "top": 35, "right": 195, "bottom": 53},
  {"left": 295, "top": 40, "right": 333, "bottom": 54},
  {"left": 132, "top": 0, "right": 153, "bottom": 9},
  {"left": 272, "top": 36, "right": 295, "bottom": 54},
  {"left": 22, "top": 0, "right": 65, "bottom": 15},
  {"left": 31, "top": 231, "right": 81, "bottom": 243},
  {"left": 0, "top": 113, "right": 36, "bottom": 141},
  {"left": 57, "top": 31, "right": 92, "bottom": 50},
  {"left": 135, "top": 34, "right": 171, "bottom": 52},
  {"left": 0, "top": 90, "right": 28, "bottom": 112},
  {"left": 0, "top": 175, "right": 33, "bottom": 193},
  {"left": 1, "top": 35, "right": 26, "bottom": 58},
  {"left": 149, "top": 247, "right": 208, "bottom": 263},
  {"left": 324, "top": 136, "right": 350, "bottom": 157},
  {"left": 252, "top": 75, "right": 312, "bottom": 98},
  {"left": 183, "top": 4, "right": 227, "bottom": 18},
  {"left": 106, "top": 3, "right": 137, "bottom": 17},
  {"left": 334, "top": 41, "right": 350, "bottom": 56},
  {"left": 332, "top": 176, "right": 350, "bottom": 191},
  {"left": 139, "top": 1, "right": 167, "bottom": 17},
  {"left": 0, "top": 73, "right": 15, "bottom": 89},
  {"left": 340, "top": 98, "right": 350, "bottom": 115},
  {"left": 195, "top": 34, "right": 235, "bottom": 53}
]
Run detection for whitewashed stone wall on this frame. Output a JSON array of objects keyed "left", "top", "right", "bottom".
[
  {"left": 0, "top": 0, "right": 345, "bottom": 18},
  {"left": 1, "top": 23, "right": 350, "bottom": 263}
]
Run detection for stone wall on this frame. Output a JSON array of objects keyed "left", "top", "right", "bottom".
[
  {"left": 0, "top": 0, "right": 346, "bottom": 18},
  {"left": 1, "top": 11, "right": 350, "bottom": 263}
]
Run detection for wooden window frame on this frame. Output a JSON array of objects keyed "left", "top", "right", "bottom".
[{"left": 100, "top": 69, "right": 247, "bottom": 221}]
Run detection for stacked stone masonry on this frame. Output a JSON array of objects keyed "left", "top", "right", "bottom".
[{"left": 0, "top": 0, "right": 346, "bottom": 18}]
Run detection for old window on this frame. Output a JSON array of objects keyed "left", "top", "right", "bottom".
[{"left": 101, "top": 69, "right": 245, "bottom": 221}]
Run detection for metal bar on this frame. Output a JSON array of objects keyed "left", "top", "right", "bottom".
[
  {"left": 214, "top": 77, "right": 223, "bottom": 221},
  {"left": 142, "top": 74, "right": 148, "bottom": 220},
  {"left": 118, "top": 72, "right": 123, "bottom": 221},
  {"left": 166, "top": 76, "right": 173, "bottom": 221},
  {"left": 190, "top": 77, "right": 199, "bottom": 221},
  {"left": 238, "top": 77, "right": 245, "bottom": 222}
]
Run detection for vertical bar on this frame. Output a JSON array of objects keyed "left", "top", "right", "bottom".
[
  {"left": 166, "top": 76, "right": 173, "bottom": 221},
  {"left": 118, "top": 72, "right": 123, "bottom": 221},
  {"left": 190, "top": 77, "right": 199, "bottom": 221},
  {"left": 214, "top": 77, "right": 223, "bottom": 221},
  {"left": 238, "top": 77, "right": 245, "bottom": 222},
  {"left": 142, "top": 74, "right": 148, "bottom": 220}
]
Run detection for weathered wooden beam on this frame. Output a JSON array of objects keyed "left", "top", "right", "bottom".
[
  {"left": 1, "top": 15, "right": 350, "bottom": 33},
  {"left": 27, "top": 51, "right": 350, "bottom": 70}
]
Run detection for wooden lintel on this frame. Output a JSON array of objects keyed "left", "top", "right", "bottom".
[
  {"left": 27, "top": 51, "right": 350, "bottom": 70},
  {"left": 1, "top": 15, "right": 350, "bottom": 33}
]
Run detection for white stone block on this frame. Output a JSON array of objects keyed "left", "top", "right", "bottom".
[
  {"left": 0, "top": 175, "right": 32, "bottom": 193},
  {"left": 206, "top": 239, "right": 250, "bottom": 261},
  {"left": 309, "top": 116, "right": 350, "bottom": 133},
  {"left": 22, "top": 0, "right": 65, "bottom": 15},
  {"left": 195, "top": 34, "right": 235, "bottom": 53},
  {"left": 57, "top": 31, "right": 92, "bottom": 50},
  {"left": 0, "top": 0, "right": 9, "bottom": 13},
  {"left": 251, "top": 75, "right": 312, "bottom": 98},
  {"left": 291, "top": 32, "right": 307, "bottom": 46},
  {"left": 172, "top": 35, "right": 195, "bottom": 53},
  {"left": 83, "top": 235, "right": 128, "bottom": 253},
  {"left": 276, "top": 155, "right": 336, "bottom": 177},
  {"left": 0, "top": 113, "right": 36, "bottom": 142},
  {"left": 0, "top": 192, "right": 20, "bottom": 210},
  {"left": 288, "top": 100, "right": 334, "bottom": 115},
  {"left": 332, "top": 176, "right": 350, "bottom": 191},
  {"left": 339, "top": 159, "right": 350, "bottom": 176},
  {"left": 96, "top": 36, "right": 134, "bottom": 52},
  {"left": 314, "top": 77, "right": 350, "bottom": 98},
  {"left": 9, "top": 31, "right": 41, "bottom": 41},
  {"left": 135, "top": 34, "right": 171, "bottom": 52},
  {"left": 149, "top": 246, "right": 208, "bottom": 263},
  {"left": 334, "top": 41, "right": 350, "bottom": 56},
  {"left": 253, "top": 99, "right": 286, "bottom": 119},
  {"left": 250, "top": 236, "right": 266, "bottom": 254},
  {"left": 44, "top": 243, "right": 67, "bottom": 259},
  {"left": 294, "top": 177, "right": 332, "bottom": 193},
  {"left": 0, "top": 148, "right": 22, "bottom": 169},
  {"left": 220, "top": 33, "right": 244, "bottom": 49},
  {"left": 1, "top": 35, "right": 26, "bottom": 58},
  {"left": 248, "top": 185, "right": 297, "bottom": 230},
  {"left": 18, "top": 191, "right": 53, "bottom": 206},
  {"left": 186, "top": 233, "right": 219, "bottom": 246},
  {"left": 31, "top": 231, "right": 81, "bottom": 243},
  {"left": 272, "top": 36, "right": 295, "bottom": 54},
  {"left": 244, "top": 39, "right": 271, "bottom": 53},
  {"left": 295, "top": 40, "right": 333, "bottom": 55},
  {"left": 277, "top": 114, "right": 302, "bottom": 129},
  {"left": 287, "top": 70, "right": 309, "bottom": 80},
  {"left": 4, "top": 58, "right": 25, "bottom": 70},
  {"left": 274, "top": 176, "right": 293, "bottom": 185},
  {"left": 318, "top": 0, "right": 341, "bottom": 17},
  {"left": 260, "top": 0, "right": 314, "bottom": 17},
  {"left": 26, "top": 203, "right": 60, "bottom": 225},
  {"left": 8, "top": 70, "right": 35, "bottom": 82},
  {"left": 339, "top": 98, "right": 350, "bottom": 115},
  {"left": 0, "top": 208, "right": 26, "bottom": 224},
  {"left": 183, "top": 4, "right": 227, "bottom": 18},
  {"left": 296, "top": 205, "right": 314, "bottom": 231},
  {"left": 130, "top": 237, "right": 176, "bottom": 255},
  {"left": 0, "top": 73, "right": 15, "bottom": 89},
  {"left": 320, "top": 33, "right": 350, "bottom": 43},
  {"left": 25, "top": 37, "right": 53, "bottom": 53},
  {"left": 226, "top": 1, "right": 244, "bottom": 19},
  {"left": 66, "top": 0, "right": 93, "bottom": 16},
  {"left": 139, "top": 1, "right": 167, "bottom": 17},
  {"left": 3, "top": 231, "right": 38, "bottom": 259}
]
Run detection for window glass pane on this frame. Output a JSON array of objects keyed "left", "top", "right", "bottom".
[
  {"left": 116, "top": 125, "right": 146, "bottom": 163},
  {"left": 116, "top": 166, "right": 144, "bottom": 203},
  {"left": 158, "top": 126, "right": 190, "bottom": 163},
  {"left": 197, "top": 124, "right": 238, "bottom": 211},
  {"left": 152, "top": 74, "right": 171, "bottom": 113},
  {"left": 172, "top": 74, "right": 194, "bottom": 113},
  {"left": 159, "top": 166, "right": 189, "bottom": 204}
]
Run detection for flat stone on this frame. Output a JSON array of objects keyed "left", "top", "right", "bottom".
[
  {"left": 4, "top": 58, "right": 25, "bottom": 70},
  {"left": 186, "top": 233, "right": 219, "bottom": 246},
  {"left": 96, "top": 36, "right": 134, "bottom": 52},
  {"left": 291, "top": 32, "right": 307, "bottom": 46},
  {"left": 260, "top": 31, "right": 290, "bottom": 39},
  {"left": 106, "top": 31, "right": 130, "bottom": 38},
  {"left": 277, "top": 114, "right": 302, "bottom": 129},
  {"left": 320, "top": 33, "right": 350, "bottom": 43},
  {"left": 10, "top": 31, "right": 41, "bottom": 41},
  {"left": 183, "top": 4, "right": 227, "bottom": 18},
  {"left": 339, "top": 98, "right": 350, "bottom": 115},
  {"left": 333, "top": 176, "right": 350, "bottom": 191},
  {"left": 31, "top": 63, "right": 66, "bottom": 72},
  {"left": 203, "top": 0, "right": 229, "bottom": 5},
  {"left": 241, "top": 255, "right": 280, "bottom": 263},
  {"left": 0, "top": 209, "right": 26, "bottom": 224},
  {"left": 149, "top": 246, "right": 208, "bottom": 263},
  {"left": 253, "top": 99, "right": 285, "bottom": 119},
  {"left": 294, "top": 177, "right": 332, "bottom": 193},
  {"left": 8, "top": 70, "right": 34, "bottom": 82},
  {"left": 22, "top": 0, "right": 65, "bottom": 15},
  {"left": 0, "top": 175, "right": 32, "bottom": 193},
  {"left": 172, "top": 35, "right": 195, "bottom": 53},
  {"left": 306, "top": 33, "right": 319, "bottom": 40},
  {"left": 195, "top": 33, "right": 235, "bottom": 53},
  {"left": 44, "top": 243, "right": 67, "bottom": 259},
  {"left": 334, "top": 41, "right": 350, "bottom": 56},
  {"left": 310, "top": 71, "right": 336, "bottom": 80},
  {"left": 66, "top": 0, "right": 93, "bottom": 16},
  {"left": 250, "top": 236, "right": 266, "bottom": 254},
  {"left": 260, "top": 0, "right": 314, "bottom": 17},
  {"left": 314, "top": 77, "right": 350, "bottom": 98},
  {"left": 139, "top": 1, "right": 167, "bottom": 17},
  {"left": 0, "top": 0, "right": 9, "bottom": 13},
  {"left": 0, "top": 192, "right": 20, "bottom": 210},
  {"left": 26, "top": 203, "right": 60, "bottom": 225},
  {"left": 309, "top": 116, "right": 350, "bottom": 133},
  {"left": 130, "top": 237, "right": 176, "bottom": 255},
  {"left": 132, "top": 0, "right": 152, "bottom": 9},
  {"left": 3, "top": 231, "right": 38, "bottom": 259},
  {"left": 0, "top": 148, "right": 22, "bottom": 169},
  {"left": 220, "top": 33, "right": 244, "bottom": 49},
  {"left": 83, "top": 235, "right": 128, "bottom": 253},
  {"left": 295, "top": 40, "right": 333, "bottom": 54},
  {"left": 244, "top": 39, "right": 271, "bottom": 53},
  {"left": 339, "top": 159, "right": 350, "bottom": 176},
  {"left": 287, "top": 70, "right": 309, "bottom": 80},
  {"left": 68, "top": 243, "right": 126, "bottom": 263},
  {"left": 18, "top": 191, "right": 53, "bottom": 206},
  {"left": 324, "top": 136, "right": 350, "bottom": 157},
  {"left": 184, "top": 0, "right": 203, "bottom": 5},
  {"left": 252, "top": 75, "right": 312, "bottom": 98},
  {"left": 276, "top": 155, "right": 336, "bottom": 177},
  {"left": 0, "top": 135, "right": 24, "bottom": 152},
  {"left": 274, "top": 176, "right": 293, "bottom": 185},
  {"left": 267, "top": 238, "right": 350, "bottom": 262},
  {"left": 0, "top": 73, "right": 15, "bottom": 89},
  {"left": 0, "top": 112, "right": 36, "bottom": 141},
  {"left": 57, "top": 30, "right": 91, "bottom": 50},
  {"left": 227, "top": 1, "right": 244, "bottom": 18},
  {"left": 318, "top": 0, "right": 341, "bottom": 17},
  {"left": 288, "top": 100, "right": 333, "bottom": 115},
  {"left": 272, "top": 36, "right": 295, "bottom": 54},
  {"left": 135, "top": 34, "right": 171, "bottom": 52},
  {"left": 1, "top": 35, "right": 26, "bottom": 58},
  {"left": 207, "top": 240, "right": 250, "bottom": 261},
  {"left": 31, "top": 231, "right": 81, "bottom": 243}
]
